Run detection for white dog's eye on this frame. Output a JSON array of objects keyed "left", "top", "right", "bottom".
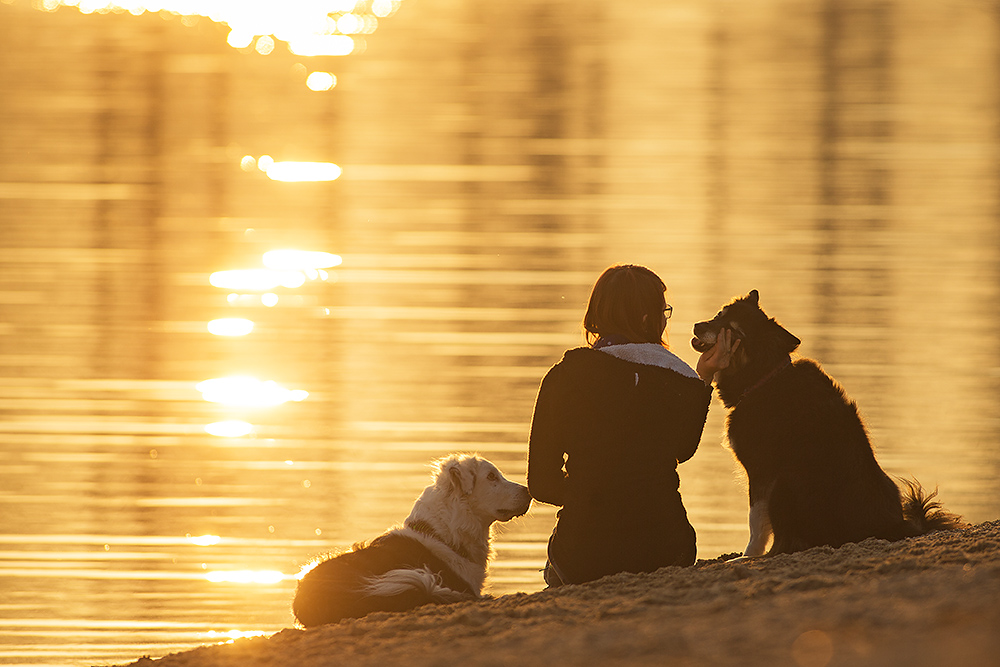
[{"left": 487, "top": 471, "right": 498, "bottom": 482}]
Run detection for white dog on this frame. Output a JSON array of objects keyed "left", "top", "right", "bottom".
[{"left": 293, "top": 454, "right": 532, "bottom": 627}]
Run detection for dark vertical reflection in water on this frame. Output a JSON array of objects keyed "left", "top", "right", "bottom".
[
  {"left": 0, "top": 1, "right": 999, "bottom": 665},
  {"left": 993, "top": 2, "right": 1000, "bottom": 509},
  {"left": 815, "top": 0, "right": 894, "bottom": 368},
  {"left": 706, "top": 0, "right": 729, "bottom": 245}
]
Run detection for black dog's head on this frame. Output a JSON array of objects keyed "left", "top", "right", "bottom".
[{"left": 692, "top": 290, "right": 800, "bottom": 363}]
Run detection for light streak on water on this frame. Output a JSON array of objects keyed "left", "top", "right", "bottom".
[
  {"left": 205, "top": 570, "right": 287, "bottom": 584},
  {"left": 254, "top": 34, "right": 275, "bottom": 55},
  {"left": 203, "top": 629, "right": 270, "bottom": 641},
  {"left": 203, "top": 420, "right": 255, "bottom": 437},
  {"left": 263, "top": 161, "right": 343, "bottom": 182},
  {"left": 196, "top": 377, "right": 309, "bottom": 407},
  {"left": 285, "top": 33, "right": 356, "bottom": 57},
  {"left": 256, "top": 155, "right": 275, "bottom": 172},
  {"left": 209, "top": 269, "right": 306, "bottom": 291},
  {"left": 305, "top": 71, "right": 337, "bottom": 91},
  {"left": 262, "top": 249, "right": 342, "bottom": 270},
  {"left": 252, "top": 154, "right": 343, "bottom": 182},
  {"left": 35, "top": 0, "right": 405, "bottom": 60},
  {"left": 207, "top": 318, "right": 255, "bottom": 336}
]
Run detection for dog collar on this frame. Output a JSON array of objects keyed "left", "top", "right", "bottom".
[
  {"left": 738, "top": 357, "right": 791, "bottom": 403},
  {"left": 407, "top": 519, "right": 474, "bottom": 562}
]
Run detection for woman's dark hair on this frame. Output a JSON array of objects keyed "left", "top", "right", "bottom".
[{"left": 583, "top": 264, "right": 667, "bottom": 346}]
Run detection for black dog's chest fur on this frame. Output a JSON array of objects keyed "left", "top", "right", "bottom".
[{"left": 726, "top": 359, "right": 869, "bottom": 470}]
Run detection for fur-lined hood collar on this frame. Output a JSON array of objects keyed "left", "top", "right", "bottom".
[{"left": 596, "top": 343, "right": 700, "bottom": 380}]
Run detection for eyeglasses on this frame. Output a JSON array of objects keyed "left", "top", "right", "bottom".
[{"left": 664, "top": 304, "right": 673, "bottom": 320}]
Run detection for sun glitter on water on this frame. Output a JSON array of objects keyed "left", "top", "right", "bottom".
[{"left": 35, "top": 0, "right": 405, "bottom": 72}]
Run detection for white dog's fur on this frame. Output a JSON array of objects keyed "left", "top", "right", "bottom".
[
  {"left": 292, "top": 453, "right": 532, "bottom": 626},
  {"left": 360, "top": 566, "right": 471, "bottom": 602},
  {"left": 390, "top": 454, "right": 531, "bottom": 592}
]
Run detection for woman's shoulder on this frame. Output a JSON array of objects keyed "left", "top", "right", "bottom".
[
  {"left": 543, "top": 347, "right": 599, "bottom": 377},
  {"left": 538, "top": 347, "right": 612, "bottom": 382},
  {"left": 558, "top": 346, "right": 601, "bottom": 363}
]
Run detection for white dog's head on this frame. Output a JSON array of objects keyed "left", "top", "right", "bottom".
[
  {"left": 402, "top": 454, "right": 531, "bottom": 586},
  {"left": 430, "top": 453, "right": 532, "bottom": 525}
]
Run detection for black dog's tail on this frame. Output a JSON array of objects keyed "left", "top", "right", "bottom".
[{"left": 899, "top": 478, "right": 967, "bottom": 534}]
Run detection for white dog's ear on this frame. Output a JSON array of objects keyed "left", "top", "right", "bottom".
[{"left": 440, "top": 457, "right": 476, "bottom": 496}]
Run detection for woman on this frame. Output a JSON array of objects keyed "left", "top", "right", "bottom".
[{"left": 527, "top": 264, "right": 735, "bottom": 586}]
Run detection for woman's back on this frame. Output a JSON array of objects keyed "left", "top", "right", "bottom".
[{"left": 528, "top": 344, "right": 711, "bottom": 584}]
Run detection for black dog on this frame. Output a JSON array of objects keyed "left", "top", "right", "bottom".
[{"left": 693, "top": 290, "right": 964, "bottom": 556}]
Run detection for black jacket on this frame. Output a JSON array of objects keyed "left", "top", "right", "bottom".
[{"left": 527, "top": 344, "right": 712, "bottom": 584}]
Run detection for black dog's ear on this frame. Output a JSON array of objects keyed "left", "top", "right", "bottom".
[{"left": 748, "top": 289, "right": 760, "bottom": 306}]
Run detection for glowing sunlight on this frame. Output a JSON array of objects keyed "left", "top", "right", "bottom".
[
  {"left": 207, "top": 318, "right": 255, "bottom": 336},
  {"left": 204, "top": 420, "right": 255, "bottom": 437},
  {"left": 204, "top": 629, "right": 269, "bottom": 641},
  {"left": 196, "top": 377, "right": 309, "bottom": 407},
  {"left": 262, "top": 249, "right": 342, "bottom": 270},
  {"left": 209, "top": 269, "right": 306, "bottom": 291},
  {"left": 305, "top": 71, "right": 337, "bottom": 91},
  {"left": 263, "top": 161, "right": 343, "bottom": 182},
  {"left": 287, "top": 33, "right": 356, "bottom": 56},
  {"left": 39, "top": 0, "right": 403, "bottom": 64},
  {"left": 205, "top": 570, "right": 287, "bottom": 584}
]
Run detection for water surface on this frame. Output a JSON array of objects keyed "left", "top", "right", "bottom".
[{"left": 1, "top": 0, "right": 999, "bottom": 664}]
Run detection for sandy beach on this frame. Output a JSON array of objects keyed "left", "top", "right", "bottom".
[{"left": 117, "top": 520, "right": 1000, "bottom": 667}]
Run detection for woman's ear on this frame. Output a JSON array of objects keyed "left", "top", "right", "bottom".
[{"left": 643, "top": 312, "right": 667, "bottom": 339}]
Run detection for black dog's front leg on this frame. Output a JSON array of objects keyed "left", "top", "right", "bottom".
[{"left": 744, "top": 480, "right": 775, "bottom": 557}]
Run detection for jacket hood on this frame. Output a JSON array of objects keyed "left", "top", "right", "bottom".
[{"left": 597, "top": 343, "right": 700, "bottom": 380}]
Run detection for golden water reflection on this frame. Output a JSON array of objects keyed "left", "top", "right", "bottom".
[
  {"left": 207, "top": 318, "right": 255, "bottom": 336},
  {"left": 38, "top": 0, "right": 401, "bottom": 64},
  {"left": 262, "top": 161, "right": 342, "bottom": 182},
  {"left": 2, "top": 0, "right": 1000, "bottom": 665},
  {"left": 204, "top": 420, "right": 255, "bottom": 437},
  {"left": 196, "top": 377, "right": 309, "bottom": 406},
  {"left": 305, "top": 70, "right": 336, "bottom": 91},
  {"left": 210, "top": 269, "right": 307, "bottom": 290},
  {"left": 262, "top": 250, "right": 342, "bottom": 270},
  {"left": 205, "top": 570, "right": 287, "bottom": 584}
]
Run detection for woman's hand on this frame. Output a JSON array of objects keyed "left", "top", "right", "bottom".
[{"left": 696, "top": 328, "right": 740, "bottom": 384}]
